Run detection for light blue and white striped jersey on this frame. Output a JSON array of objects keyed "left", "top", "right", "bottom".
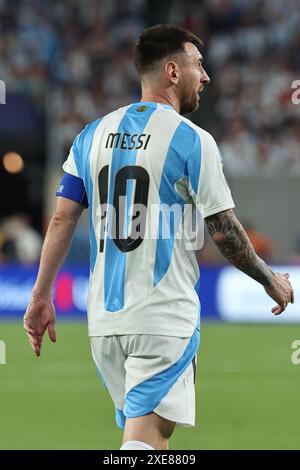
[{"left": 62, "top": 102, "right": 234, "bottom": 337}]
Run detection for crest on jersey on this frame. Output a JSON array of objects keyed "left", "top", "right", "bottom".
[{"left": 136, "top": 105, "right": 148, "bottom": 112}]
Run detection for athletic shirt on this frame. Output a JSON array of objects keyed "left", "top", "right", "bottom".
[{"left": 60, "top": 102, "right": 235, "bottom": 337}]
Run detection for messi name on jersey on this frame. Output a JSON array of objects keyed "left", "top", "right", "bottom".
[{"left": 105, "top": 132, "right": 151, "bottom": 150}]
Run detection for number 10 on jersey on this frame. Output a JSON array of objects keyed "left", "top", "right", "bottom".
[{"left": 98, "top": 165, "right": 150, "bottom": 253}]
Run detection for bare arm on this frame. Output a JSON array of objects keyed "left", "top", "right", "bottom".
[
  {"left": 24, "top": 197, "right": 84, "bottom": 356},
  {"left": 32, "top": 197, "right": 84, "bottom": 297},
  {"left": 205, "top": 209, "right": 294, "bottom": 314},
  {"left": 205, "top": 209, "right": 274, "bottom": 286}
]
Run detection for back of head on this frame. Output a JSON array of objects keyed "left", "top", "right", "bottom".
[{"left": 134, "top": 24, "right": 203, "bottom": 77}]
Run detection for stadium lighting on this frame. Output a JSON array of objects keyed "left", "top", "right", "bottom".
[{"left": 2, "top": 152, "right": 25, "bottom": 174}]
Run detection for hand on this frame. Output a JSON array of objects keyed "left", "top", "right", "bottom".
[
  {"left": 264, "top": 273, "right": 294, "bottom": 315},
  {"left": 23, "top": 295, "right": 56, "bottom": 356}
]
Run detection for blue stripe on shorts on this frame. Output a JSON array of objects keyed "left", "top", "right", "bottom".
[{"left": 114, "top": 327, "right": 200, "bottom": 429}]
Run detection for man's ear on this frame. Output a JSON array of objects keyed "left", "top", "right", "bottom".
[{"left": 165, "top": 61, "right": 179, "bottom": 85}]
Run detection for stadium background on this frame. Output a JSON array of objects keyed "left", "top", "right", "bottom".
[{"left": 0, "top": 0, "right": 300, "bottom": 450}]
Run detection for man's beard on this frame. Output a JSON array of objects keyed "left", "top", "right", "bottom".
[{"left": 179, "top": 92, "right": 199, "bottom": 115}]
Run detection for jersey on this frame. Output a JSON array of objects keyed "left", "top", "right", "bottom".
[{"left": 58, "top": 101, "right": 235, "bottom": 337}]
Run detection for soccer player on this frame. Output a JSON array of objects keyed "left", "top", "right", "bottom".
[{"left": 24, "top": 25, "right": 294, "bottom": 450}]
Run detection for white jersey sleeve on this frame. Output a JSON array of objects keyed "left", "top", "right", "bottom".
[
  {"left": 193, "top": 129, "right": 235, "bottom": 218},
  {"left": 62, "top": 147, "right": 80, "bottom": 177}
]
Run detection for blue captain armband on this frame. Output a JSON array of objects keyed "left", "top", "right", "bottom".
[{"left": 56, "top": 172, "right": 88, "bottom": 208}]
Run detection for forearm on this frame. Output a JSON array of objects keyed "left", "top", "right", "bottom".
[
  {"left": 32, "top": 213, "right": 78, "bottom": 297},
  {"left": 205, "top": 209, "right": 274, "bottom": 287}
]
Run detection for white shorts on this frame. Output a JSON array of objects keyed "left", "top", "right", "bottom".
[{"left": 90, "top": 327, "right": 200, "bottom": 429}]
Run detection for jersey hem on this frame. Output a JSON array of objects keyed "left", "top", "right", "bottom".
[{"left": 88, "top": 327, "right": 196, "bottom": 338}]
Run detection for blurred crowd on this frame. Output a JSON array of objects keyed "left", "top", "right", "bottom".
[
  {"left": 0, "top": 0, "right": 144, "bottom": 165},
  {"left": 1, "top": 0, "right": 299, "bottom": 173},
  {"left": 173, "top": 0, "right": 300, "bottom": 176}
]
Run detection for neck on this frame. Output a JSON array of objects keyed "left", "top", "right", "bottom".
[{"left": 140, "top": 89, "right": 180, "bottom": 113}]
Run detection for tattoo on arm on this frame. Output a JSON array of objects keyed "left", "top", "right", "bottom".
[{"left": 205, "top": 209, "right": 274, "bottom": 287}]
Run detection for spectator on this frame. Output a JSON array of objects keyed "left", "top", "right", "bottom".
[{"left": 0, "top": 214, "right": 42, "bottom": 264}]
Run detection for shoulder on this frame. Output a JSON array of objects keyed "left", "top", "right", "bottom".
[
  {"left": 75, "top": 117, "right": 103, "bottom": 142},
  {"left": 175, "top": 116, "right": 221, "bottom": 165},
  {"left": 71, "top": 117, "right": 104, "bottom": 157},
  {"left": 179, "top": 115, "right": 217, "bottom": 149},
  {"left": 156, "top": 110, "right": 200, "bottom": 151}
]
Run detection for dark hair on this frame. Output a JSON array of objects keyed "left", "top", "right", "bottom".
[{"left": 134, "top": 24, "right": 203, "bottom": 75}]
